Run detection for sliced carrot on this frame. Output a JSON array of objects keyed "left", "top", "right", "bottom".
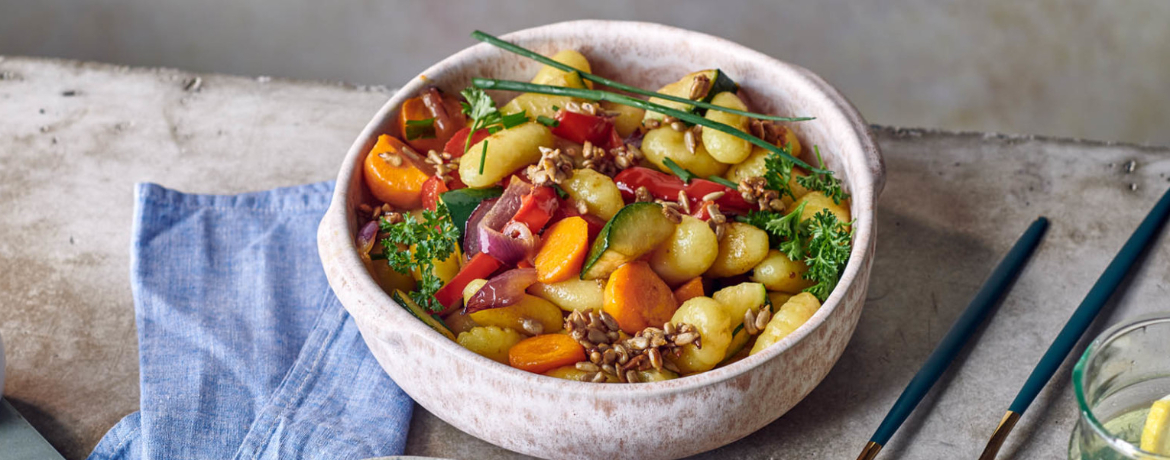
[
  {"left": 603, "top": 261, "right": 679, "bottom": 334},
  {"left": 533, "top": 216, "right": 589, "bottom": 283},
  {"left": 398, "top": 97, "right": 444, "bottom": 153},
  {"left": 363, "top": 135, "right": 432, "bottom": 209},
  {"left": 673, "top": 277, "right": 705, "bottom": 304},
  {"left": 508, "top": 334, "right": 587, "bottom": 374}
]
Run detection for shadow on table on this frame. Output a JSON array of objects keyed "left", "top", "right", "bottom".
[
  {"left": 7, "top": 396, "right": 74, "bottom": 458},
  {"left": 691, "top": 205, "right": 1003, "bottom": 459}
]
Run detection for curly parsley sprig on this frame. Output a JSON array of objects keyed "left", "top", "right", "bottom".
[
  {"left": 742, "top": 142, "right": 855, "bottom": 301},
  {"left": 802, "top": 209, "right": 853, "bottom": 300},
  {"left": 796, "top": 146, "right": 850, "bottom": 205},
  {"left": 379, "top": 202, "right": 460, "bottom": 313}
]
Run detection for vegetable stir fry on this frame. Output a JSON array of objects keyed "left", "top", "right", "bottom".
[{"left": 356, "top": 32, "right": 853, "bottom": 383}]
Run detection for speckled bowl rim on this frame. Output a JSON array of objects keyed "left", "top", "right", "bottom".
[{"left": 325, "top": 20, "right": 882, "bottom": 398}]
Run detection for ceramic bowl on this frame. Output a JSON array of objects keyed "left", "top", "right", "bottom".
[{"left": 318, "top": 20, "right": 884, "bottom": 460}]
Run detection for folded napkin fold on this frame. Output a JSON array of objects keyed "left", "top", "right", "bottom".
[{"left": 89, "top": 182, "right": 412, "bottom": 460}]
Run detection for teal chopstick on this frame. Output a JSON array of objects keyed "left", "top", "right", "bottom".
[
  {"left": 856, "top": 217, "right": 1049, "bottom": 460},
  {"left": 979, "top": 186, "right": 1170, "bottom": 459}
]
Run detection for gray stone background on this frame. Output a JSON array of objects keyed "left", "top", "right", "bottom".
[{"left": 1, "top": 0, "right": 1168, "bottom": 147}]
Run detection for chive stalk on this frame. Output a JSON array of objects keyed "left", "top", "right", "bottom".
[
  {"left": 472, "top": 77, "right": 825, "bottom": 174},
  {"left": 471, "top": 31, "right": 814, "bottom": 123}
]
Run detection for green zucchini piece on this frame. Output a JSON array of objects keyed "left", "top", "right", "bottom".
[
  {"left": 440, "top": 186, "right": 503, "bottom": 240},
  {"left": 580, "top": 202, "right": 677, "bottom": 280},
  {"left": 392, "top": 289, "right": 456, "bottom": 341},
  {"left": 644, "top": 69, "right": 739, "bottom": 121}
]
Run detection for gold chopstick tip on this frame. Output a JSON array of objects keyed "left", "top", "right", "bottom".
[
  {"left": 978, "top": 410, "right": 1021, "bottom": 460},
  {"left": 855, "top": 441, "right": 882, "bottom": 460}
]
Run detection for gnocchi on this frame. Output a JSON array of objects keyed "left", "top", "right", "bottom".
[
  {"left": 458, "top": 122, "right": 555, "bottom": 188},
  {"left": 750, "top": 250, "right": 815, "bottom": 294},
  {"left": 641, "top": 127, "right": 729, "bottom": 178},
  {"left": 561, "top": 168, "right": 624, "bottom": 220},
  {"left": 457, "top": 326, "right": 525, "bottom": 364},
  {"left": 701, "top": 92, "right": 753, "bottom": 164},
  {"left": 527, "top": 279, "right": 606, "bottom": 312},
  {"left": 750, "top": 292, "right": 821, "bottom": 355},
  {"left": 668, "top": 296, "right": 733, "bottom": 374},
  {"left": 705, "top": 222, "right": 770, "bottom": 278},
  {"left": 649, "top": 215, "right": 719, "bottom": 286}
]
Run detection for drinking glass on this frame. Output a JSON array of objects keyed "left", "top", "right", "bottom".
[{"left": 1069, "top": 314, "right": 1170, "bottom": 459}]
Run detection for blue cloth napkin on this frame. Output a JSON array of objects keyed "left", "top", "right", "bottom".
[{"left": 88, "top": 182, "right": 413, "bottom": 460}]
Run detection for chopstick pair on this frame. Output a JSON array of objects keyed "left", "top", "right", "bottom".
[
  {"left": 857, "top": 186, "right": 1170, "bottom": 460},
  {"left": 855, "top": 216, "right": 1049, "bottom": 460}
]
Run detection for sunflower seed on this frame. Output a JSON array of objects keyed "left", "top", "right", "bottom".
[
  {"left": 664, "top": 322, "right": 677, "bottom": 335},
  {"left": 670, "top": 121, "right": 686, "bottom": 132},
  {"left": 755, "top": 307, "right": 772, "bottom": 332},
  {"left": 576, "top": 361, "right": 600, "bottom": 373},
  {"left": 379, "top": 153, "right": 403, "bottom": 167},
  {"left": 521, "top": 318, "right": 544, "bottom": 335},
  {"left": 702, "top": 191, "right": 726, "bottom": 202},
  {"left": 590, "top": 350, "right": 602, "bottom": 364},
  {"left": 602, "top": 363, "right": 617, "bottom": 375},
  {"left": 648, "top": 348, "right": 663, "bottom": 370},
  {"left": 675, "top": 332, "right": 699, "bottom": 346},
  {"left": 683, "top": 129, "right": 697, "bottom": 154},
  {"left": 591, "top": 372, "right": 607, "bottom": 383},
  {"left": 677, "top": 190, "right": 691, "bottom": 214},
  {"left": 630, "top": 336, "right": 650, "bottom": 350},
  {"left": 626, "top": 370, "right": 640, "bottom": 383},
  {"left": 664, "top": 360, "right": 681, "bottom": 374},
  {"left": 600, "top": 311, "right": 620, "bottom": 331},
  {"left": 587, "top": 328, "right": 608, "bottom": 344},
  {"left": 602, "top": 348, "right": 616, "bottom": 365},
  {"left": 744, "top": 309, "right": 758, "bottom": 335}
]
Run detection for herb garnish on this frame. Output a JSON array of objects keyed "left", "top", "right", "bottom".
[
  {"left": 763, "top": 142, "right": 797, "bottom": 201},
  {"left": 404, "top": 118, "right": 436, "bottom": 140},
  {"left": 552, "top": 183, "right": 569, "bottom": 199},
  {"left": 707, "top": 175, "right": 739, "bottom": 189},
  {"left": 536, "top": 115, "right": 559, "bottom": 128},
  {"left": 802, "top": 209, "right": 853, "bottom": 300},
  {"left": 663, "top": 157, "right": 698, "bottom": 183},
  {"left": 380, "top": 202, "right": 460, "bottom": 313},
  {"left": 796, "top": 146, "right": 850, "bottom": 205}
]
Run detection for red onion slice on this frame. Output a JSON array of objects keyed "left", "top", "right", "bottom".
[
  {"left": 465, "top": 268, "right": 538, "bottom": 314},
  {"left": 478, "top": 222, "right": 539, "bottom": 266},
  {"left": 479, "top": 177, "right": 532, "bottom": 232},
  {"left": 463, "top": 197, "right": 498, "bottom": 258},
  {"left": 356, "top": 219, "right": 379, "bottom": 261}
]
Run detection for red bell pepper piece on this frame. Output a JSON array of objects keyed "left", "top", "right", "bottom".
[
  {"left": 612, "top": 167, "right": 752, "bottom": 214},
  {"left": 435, "top": 252, "right": 502, "bottom": 315},
  {"left": 507, "top": 185, "right": 560, "bottom": 233},
  {"left": 421, "top": 175, "right": 449, "bottom": 211},
  {"left": 551, "top": 110, "right": 621, "bottom": 149},
  {"left": 443, "top": 127, "right": 491, "bottom": 158}
]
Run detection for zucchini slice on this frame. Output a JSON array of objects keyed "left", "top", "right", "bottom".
[
  {"left": 392, "top": 289, "right": 457, "bottom": 341},
  {"left": 580, "top": 202, "right": 677, "bottom": 280},
  {"left": 644, "top": 69, "right": 739, "bottom": 121}
]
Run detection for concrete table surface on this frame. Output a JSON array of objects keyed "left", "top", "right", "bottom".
[{"left": 2, "top": 56, "right": 1169, "bottom": 460}]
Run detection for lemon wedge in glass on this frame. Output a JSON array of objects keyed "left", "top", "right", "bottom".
[{"left": 1141, "top": 396, "right": 1170, "bottom": 455}]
